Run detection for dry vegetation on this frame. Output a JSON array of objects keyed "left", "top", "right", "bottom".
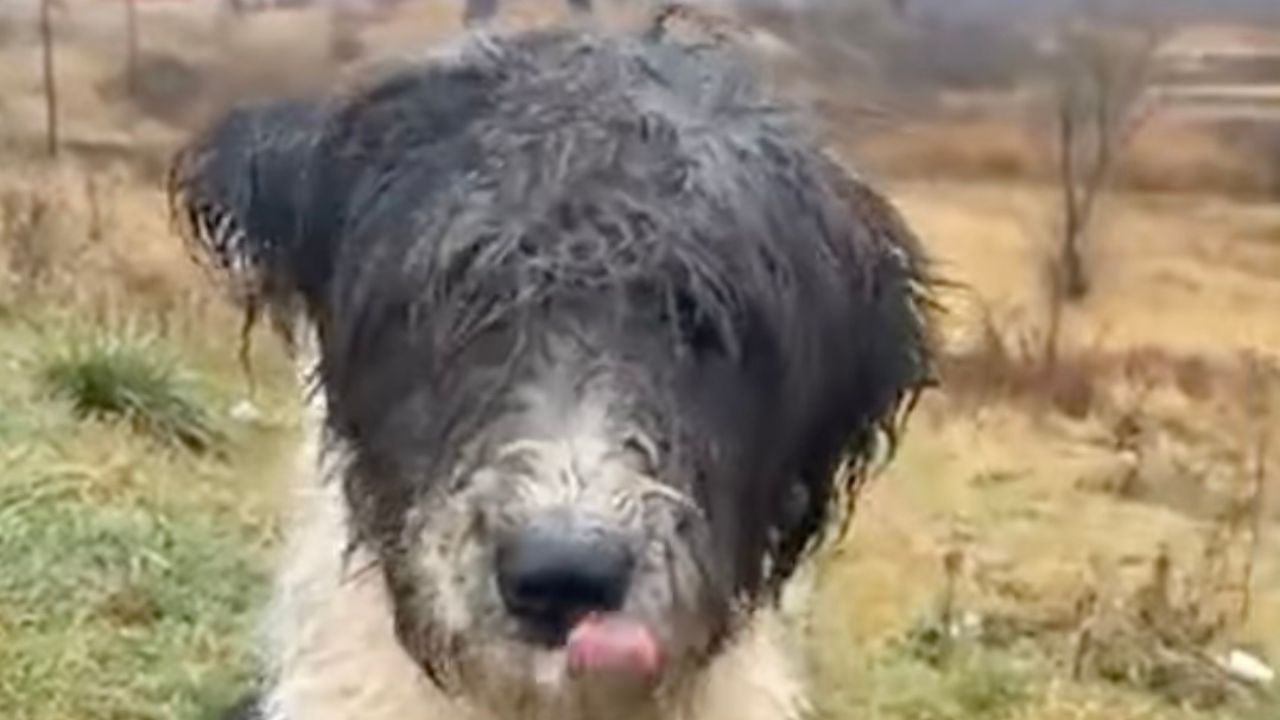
[
  {"left": 849, "top": 118, "right": 1280, "bottom": 199},
  {"left": 0, "top": 1, "right": 1276, "bottom": 719}
]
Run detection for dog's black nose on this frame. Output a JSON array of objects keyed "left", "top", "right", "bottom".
[{"left": 496, "top": 521, "right": 634, "bottom": 643}]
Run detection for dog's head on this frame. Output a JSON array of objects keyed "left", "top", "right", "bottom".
[{"left": 171, "top": 27, "right": 933, "bottom": 720}]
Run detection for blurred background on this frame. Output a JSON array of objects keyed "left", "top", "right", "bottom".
[{"left": 0, "top": 1, "right": 1276, "bottom": 718}]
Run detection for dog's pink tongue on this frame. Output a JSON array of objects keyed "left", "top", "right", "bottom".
[{"left": 566, "top": 614, "right": 662, "bottom": 681}]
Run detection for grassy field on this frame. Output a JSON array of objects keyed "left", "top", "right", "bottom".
[{"left": 0, "top": 2, "right": 1278, "bottom": 719}]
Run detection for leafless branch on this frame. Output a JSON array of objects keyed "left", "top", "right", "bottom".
[{"left": 1044, "top": 12, "right": 1165, "bottom": 305}]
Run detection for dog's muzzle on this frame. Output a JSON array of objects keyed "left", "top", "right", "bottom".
[{"left": 495, "top": 511, "right": 663, "bottom": 684}]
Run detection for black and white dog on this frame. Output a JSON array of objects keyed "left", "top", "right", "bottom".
[{"left": 171, "top": 16, "right": 933, "bottom": 720}]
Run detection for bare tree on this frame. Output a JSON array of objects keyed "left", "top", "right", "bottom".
[
  {"left": 1042, "top": 14, "right": 1162, "bottom": 303},
  {"left": 40, "top": 0, "right": 58, "bottom": 158}
]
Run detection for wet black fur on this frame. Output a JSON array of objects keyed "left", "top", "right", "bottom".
[{"left": 172, "top": 23, "right": 934, "bottom": 685}]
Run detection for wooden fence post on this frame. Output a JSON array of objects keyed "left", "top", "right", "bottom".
[{"left": 40, "top": 0, "right": 59, "bottom": 158}]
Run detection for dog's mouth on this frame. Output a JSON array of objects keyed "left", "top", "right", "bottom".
[{"left": 565, "top": 612, "right": 664, "bottom": 684}]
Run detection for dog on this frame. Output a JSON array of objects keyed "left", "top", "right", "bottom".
[{"left": 170, "top": 17, "right": 934, "bottom": 720}]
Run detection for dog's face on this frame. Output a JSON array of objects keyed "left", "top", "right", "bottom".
[
  {"left": 170, "top": 27, "right": 933, "bottom": 720},
  {"left": 328, "top": 298, "right": 786, "bottom": 717},
  {"left": 381, "top": 338, "right": 727, "bottom": 717}
]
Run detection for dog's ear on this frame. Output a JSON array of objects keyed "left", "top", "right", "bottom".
[
  {"left": 766, "top": 153, "right": 938, "bottom": 586},
  {"left": 168, "top": 99, "right": 331, "bottom": 347}
]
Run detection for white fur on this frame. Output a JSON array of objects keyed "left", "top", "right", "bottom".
[{"left": 256, "top": 352, "right": 811, "bottom": 720}]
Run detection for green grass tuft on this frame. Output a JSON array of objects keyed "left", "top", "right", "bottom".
[{"left": 40, "top": 332, "right": 224, "bottom": 453}]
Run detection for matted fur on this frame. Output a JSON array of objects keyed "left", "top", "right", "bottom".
[{"left": 172, "top": 17, "right": 933, "bottom": 720}]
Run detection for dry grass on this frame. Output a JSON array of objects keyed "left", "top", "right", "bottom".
[
  {"left": 0, "top": 161, "right": 225, "bottom": 332},
  {"left": 1120, "top": 120, "right": 1276, "bottom": 198},
  {"left": 801, "top": 173, "right": 1280, "bottom": 719},
  {"left": 888, "top": 180, "right": 1280, "bottom": 354},
  {"left": 853, "top": 120, "right": 1046, "bottom": 183},
  {"left": 851, "top": 118, "right": 1278, "bottom": 199}
]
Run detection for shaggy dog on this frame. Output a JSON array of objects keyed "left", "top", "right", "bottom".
[{"left": 170, "top": 17, "right": 933, "bottom": 720}]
